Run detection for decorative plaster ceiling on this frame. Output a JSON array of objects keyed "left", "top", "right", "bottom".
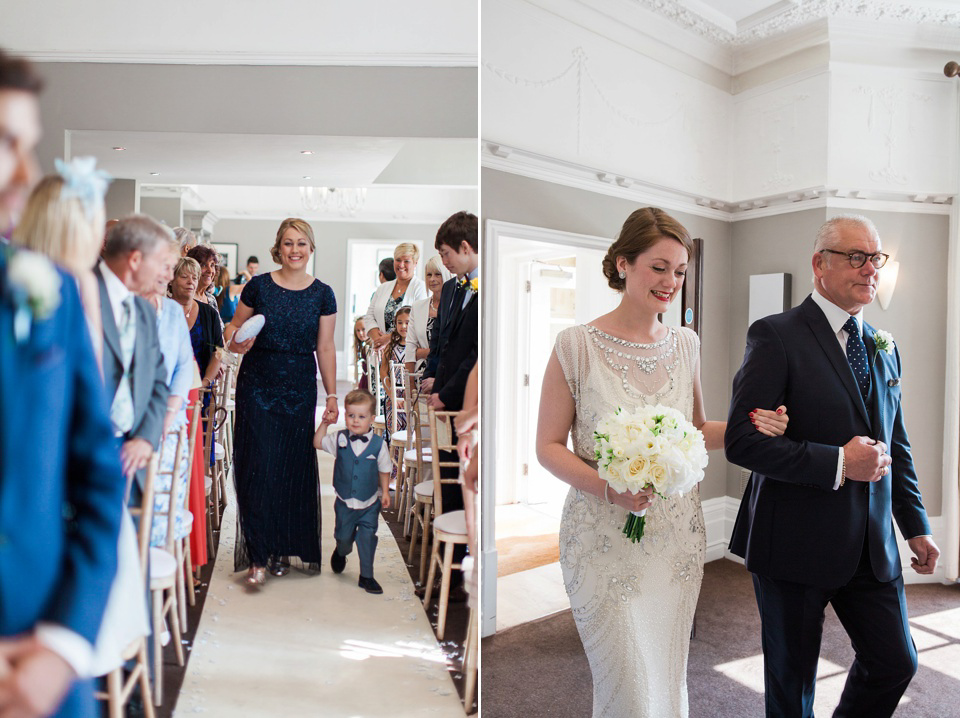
[{"left": 631, "top": 0, "right": 960, "bottom": 46}]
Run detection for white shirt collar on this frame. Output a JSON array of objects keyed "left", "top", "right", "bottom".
[
  {"left": 812, "top": 288, "right": 862, "bottom": 337},
  {"left": 99, "top": 260, "right": 133, "bottom": 327}
]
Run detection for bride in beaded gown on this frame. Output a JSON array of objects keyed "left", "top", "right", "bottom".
[{"left": 537, "top": 208, "right": 788, "bottom": 718}]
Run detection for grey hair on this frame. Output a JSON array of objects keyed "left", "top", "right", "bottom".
[
  {"left": 173, "top": 226, "right": 197, "bottom": 251},
  {"left": 814, "top": 215, "right": 879, "bottom": 252},
  {"left": 103, "top": 215, "right": 173, "bottom": 259}
]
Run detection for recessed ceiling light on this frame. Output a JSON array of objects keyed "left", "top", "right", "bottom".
[
  {"left": 149, "top": 172, "right": 161, "bottom": 176},
  {"left": 300, "top": 150, "right": 314, "bottom": 155},
  {"left": 113, "top": 146, "right": 126, "bottom": 151},
  {"left": 302, "top": 176, "right": 311, "bottom": 180}
]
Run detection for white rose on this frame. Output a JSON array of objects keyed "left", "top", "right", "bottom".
[{"left": 9, "top": 251, "right": 61, "bottom": 319}]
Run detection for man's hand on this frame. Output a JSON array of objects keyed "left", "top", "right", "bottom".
[
  {"left": 419, "top": 377, "right": 434, "bottom": 394},
  {"left": 120, "top": 438, "right": 153, "bottom": 480},
  {"left": 907, "top": 535, "right": 940, "bottom": 575},
  {"left": 0, "top": 636, "right": 75, "bottom": 718},
  {"left": 842, "top": 436, "right": 891, "bottom": 482},
  {"left": 427, "top": 393, "right": 445, "bottom": 410}
]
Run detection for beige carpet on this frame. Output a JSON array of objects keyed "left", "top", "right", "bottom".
[
  {"left": 175, "top": 451, "right": 463, "bottom": 717},
  {"left": 495, "top": 534, "right": 560, "bottom": 577}
]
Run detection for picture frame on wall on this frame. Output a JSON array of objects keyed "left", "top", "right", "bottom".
[{"left": 212, "top": 242, "right": 239, "bottom": 277}]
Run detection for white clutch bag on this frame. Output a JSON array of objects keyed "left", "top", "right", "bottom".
[{"left": 234, "top": 314, "right": 265, "bottom": 343}]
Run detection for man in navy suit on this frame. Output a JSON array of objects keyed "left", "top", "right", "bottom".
[
  {"left": 0, "top": 48, "right": 125, "bottom": 718},
  {"left": 725, "top": 215, "right": 938, "bottom": 717},
  {"left": 421, "top": 210, "right": 478, "bottom": 404}
]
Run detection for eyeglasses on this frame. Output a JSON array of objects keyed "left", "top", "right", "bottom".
[{"left": 818, "top": 249, "right": 889, "bottom": 269}]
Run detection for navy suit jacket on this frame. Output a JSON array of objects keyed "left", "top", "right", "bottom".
[
  {"left": 0, "top": 254, "right": 125, "bottom": 715},
  {"left": 94, "top": 265, "right": 168, "bottom": 448},
  {"left": 434, "top": 291, "right": 477, "bottom": 412},
  {"left": 423, "top": 277, "right": 461, "bottom": 379},
  {"left": 725, "top": 295, "right": 930, "bottom": 588}
]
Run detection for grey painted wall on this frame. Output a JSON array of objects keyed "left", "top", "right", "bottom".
[
  {"left": 104, "top": 178, "right": 138, "bottom": 220},
  {"left": 726, "top": 208, "right": 947, "bottom": 514},
  {"left": 140, "top": 197, "right": 182, "bottom": 228},
  {"left": 482, "top": 168, "right": 734, "bottom": 501},
  {"left": 212, "top": 218, "right": 441, "bottom": 352},
  {"left": 34, "top": 62, "right": 478, "bottom": 174}
]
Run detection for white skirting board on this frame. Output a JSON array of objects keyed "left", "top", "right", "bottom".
[{"left": 702, "top": 496, "right": 950, "bottom": 585}]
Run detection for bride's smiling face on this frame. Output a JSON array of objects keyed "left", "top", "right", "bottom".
[{"left": 618, "top": 237, "right": 688, "bottom": 312}]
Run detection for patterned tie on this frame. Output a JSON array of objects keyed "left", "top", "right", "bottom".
[
  {"left": 843, "top": 316, "right": 870, "bottom": 400},
  {"left": 110, "top": 296, "right": 136, "bottom": 434}
]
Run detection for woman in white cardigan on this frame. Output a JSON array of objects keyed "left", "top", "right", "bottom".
[
  {"left": 405, "top": 255, "right": 450, "bottom": 372},
  {"left": 363, "top": 242, "right": 428, "bottom": 350}
]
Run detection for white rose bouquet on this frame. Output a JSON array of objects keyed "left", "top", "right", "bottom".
[{"left": 593, "top": 404, "right": 708, "bottom": 543}]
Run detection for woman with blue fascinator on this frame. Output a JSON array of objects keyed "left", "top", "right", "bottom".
[{"left": 12, "top": 157, "right": 111, "bottom": 369}]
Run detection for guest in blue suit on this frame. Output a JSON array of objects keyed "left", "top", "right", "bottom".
[
  {"left": 725, "top": 215, "right": 939, "bottom": 718},
  {"left": 0, "top": 249, "right": 125, "bottom": 718}
]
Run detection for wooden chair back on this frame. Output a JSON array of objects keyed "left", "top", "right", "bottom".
[
  {"left": 427, "top": 408, "right": 462, "bottom": 515},
  {"left": 129, "top": 453, "right": 159, "bottom": 583},
  {"left": 155, "top": 424, "right": 188, "bottom": 554}
]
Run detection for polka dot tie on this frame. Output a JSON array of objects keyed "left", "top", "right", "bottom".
[{"left": 843, "top": 316, "right": 870, "bottom": 400}]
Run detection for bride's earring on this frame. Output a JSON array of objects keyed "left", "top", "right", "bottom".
[{"left": 618, "top": 270, "right": 626, "bottom": 279}]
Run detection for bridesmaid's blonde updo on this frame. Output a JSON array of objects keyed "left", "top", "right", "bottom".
[
  {"left": 271, "top": 217, "right": 316, "bottom": 264},
  {"left": 602, "top": 207, "right": 695, "bottom": 292}
]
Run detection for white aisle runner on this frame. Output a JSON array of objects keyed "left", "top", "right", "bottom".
[{"left": 176, "top": 450, "right": 463, "bottom": 717}]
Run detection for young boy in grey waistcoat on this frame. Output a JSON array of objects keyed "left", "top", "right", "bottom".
[{"left": 314, "top": 389, "right": 392, "bottom": 593}]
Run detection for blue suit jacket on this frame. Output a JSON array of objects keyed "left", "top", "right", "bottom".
[
  {"left": 725, "top": 295, "right": 930, "bottom": 588},
  {"left": 0, "top": 255, "right": 125, "bottom": 715}
]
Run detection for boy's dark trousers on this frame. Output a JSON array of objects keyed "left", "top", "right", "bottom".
[{"left": 334, "top": 498, "right": 380, "bottom": 578}]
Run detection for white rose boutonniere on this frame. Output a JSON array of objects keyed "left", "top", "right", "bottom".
[
  {"left": 872, "top": 329, "right": 895, "bottom": 363},
  {"left": 6, "top": 250, "right": 62, "bottom": 343}
]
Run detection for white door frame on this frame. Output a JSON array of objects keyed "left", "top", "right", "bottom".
[{"left": 481, "top": 219, "right": 613, "bottom": 637}]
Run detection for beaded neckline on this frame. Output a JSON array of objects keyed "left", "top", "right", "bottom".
[{"left": 585, "top": 324, "right": 674, "bottom": 349}]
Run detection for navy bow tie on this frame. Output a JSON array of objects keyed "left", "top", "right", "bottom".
[{"left": 349, "top": 433, "right": 370, "bottom": 443}]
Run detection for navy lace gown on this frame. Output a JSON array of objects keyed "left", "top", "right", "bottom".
[{"left": 233, "top": 274, "right": 337, "bottom": 572}]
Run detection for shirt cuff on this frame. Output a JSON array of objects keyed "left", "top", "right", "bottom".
[
  {"left": 832, "top": 447, "right": 844, "bottom": 491},
  {"left": 35, "top": 623, "right": 93, "bottom": 678}
]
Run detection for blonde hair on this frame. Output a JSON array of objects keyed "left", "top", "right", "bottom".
[
  {"left": 271, "top": 218, "right": 316, "bottom": 264},
  {"left": 174, "top": 256, "right": 201, "bottom": 279},
  {"left": 424, "top": 255, "right": 451, "bottom": 282},
  {"left": 12, "top": 175, "right": 104, "bottom": 274},
  {"left": 394, "top": 242, "right": 420, "bottom": 264},
  {"left": 344, "top": 388, "right": 376, "bottom": 413}
]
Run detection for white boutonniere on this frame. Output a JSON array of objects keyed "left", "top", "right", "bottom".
[
  {"left": 6, "top": 250, "right": 62, "bottom": 344},
  {"left": 337, "top": 432, "right": 348, "bottom": 449},
  {"left": 872, "top": 329, "right": 895, "bottom": 362}
]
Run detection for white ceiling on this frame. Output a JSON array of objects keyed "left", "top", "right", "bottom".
[
  {"left": 68, "top": 131, "right": 477, "bottom": 221},
  {"left": 0, "top": 0, "right": 478, "bottom": 66}
]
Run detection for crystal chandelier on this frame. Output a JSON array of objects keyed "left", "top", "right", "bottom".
[{"left": 299, "top": 186, "right": 368, "bottom": 215}]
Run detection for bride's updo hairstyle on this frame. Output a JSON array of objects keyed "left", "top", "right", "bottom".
[{"left": 602, "top": 207, "right": 694, "bottom": 292}]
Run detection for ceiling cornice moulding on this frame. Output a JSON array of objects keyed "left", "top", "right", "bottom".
[
  {"left": 627, "top": 0, "right": 960, "bottom": 48},
  {"left": 482, "top": 141, "right": 955, "bottom": 222}
]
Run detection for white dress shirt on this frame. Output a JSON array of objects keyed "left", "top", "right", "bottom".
[
  {"left": 320, "top": 429, "right": 393, "bottom": 509},
  {"left": 811, "top": 289, "right": 864, "bottom": 490},
  {"left": 99, "top": 260, "right": 134, "bottom": 332}
]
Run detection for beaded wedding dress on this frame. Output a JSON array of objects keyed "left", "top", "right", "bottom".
[{"left": 555, "top": 324, "right": 706, "bottom": 718}]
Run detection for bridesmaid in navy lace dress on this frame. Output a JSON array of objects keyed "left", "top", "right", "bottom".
[{"left": 224, "top": 218, "right": 338, "bottom": 586}]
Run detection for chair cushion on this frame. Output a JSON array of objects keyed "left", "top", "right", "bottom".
[
  {"left": 404, "top": 448, "right": 432, "bottom": 461},
  {"left": 214, "top": 442, "right": 225, "bottom": 461},
  {"left": 149, "top": 547, "right": 178, "bottom": 580},
  {"left": 175, "top": 509, "right": 194, "bottom": 540},
  {"left": 413, "top": 481, "right": 434, "bottom": 500},
  {"left": 389, "top": 430, "right": 408, "bottom": 446},
  {"left": 433, "top": 510, "right": 467, "bottom": 536}
]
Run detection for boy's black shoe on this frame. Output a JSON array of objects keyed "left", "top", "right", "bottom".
[
  {"left": 358, "top": 576, "right": 383, "bottom": 594},
  {"left": 331, "top": 549, "right": 346, "bottom": 574}
]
